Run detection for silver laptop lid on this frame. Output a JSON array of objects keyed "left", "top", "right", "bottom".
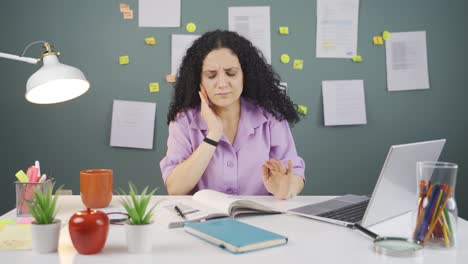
[{"left": 361, "top": 139, "right": 446, "bottom": 227}]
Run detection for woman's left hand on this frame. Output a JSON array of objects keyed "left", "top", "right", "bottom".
[{"left": 262, "top": 159, "right": 293, "bottom": 199}]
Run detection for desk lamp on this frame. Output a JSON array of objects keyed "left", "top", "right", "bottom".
[{"left": 0, "top": 41, "right": 90, "bottom": 104}]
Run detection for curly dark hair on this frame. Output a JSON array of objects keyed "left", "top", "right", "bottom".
[{"left": 167, "top": 30, "right": 300, "bottom": 125}]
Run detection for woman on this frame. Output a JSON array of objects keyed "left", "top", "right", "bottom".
[{"left": 160, "top": 30, "right": 305, "bottom": 199}]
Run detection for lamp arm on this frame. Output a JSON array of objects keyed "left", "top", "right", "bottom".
[{"left": 0, "top": 52, "right": 39, "bottom": 64}]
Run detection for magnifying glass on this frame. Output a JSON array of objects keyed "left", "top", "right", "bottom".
[{"left": 350, "top": 224, "right": 423, "bottom": 257}]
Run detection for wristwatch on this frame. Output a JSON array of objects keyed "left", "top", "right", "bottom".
[{"left": 203, "top": 137, "right": 218, "bottom": 147}]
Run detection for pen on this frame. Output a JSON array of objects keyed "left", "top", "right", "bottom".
[{"left": 174, "top": 205, "right": 186, "bottom": 219}]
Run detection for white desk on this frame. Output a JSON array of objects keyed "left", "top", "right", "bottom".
[{"left": 1, "top": 195, "right": 467, "bottom": 264}]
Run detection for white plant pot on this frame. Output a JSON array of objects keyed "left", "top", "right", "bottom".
[
  {"left": 31, "top": 219, "right": 62, "bottom": 253},
  {"left": 125, "top": 221, "right": 154, "bottom": 253}
]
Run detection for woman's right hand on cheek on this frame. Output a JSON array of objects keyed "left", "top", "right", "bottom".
[{"left": 199, "top": 86, "right": 223, "bottom": 141}]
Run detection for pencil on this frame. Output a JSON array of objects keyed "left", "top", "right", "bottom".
[
  {"left": 413, "top": 183, "right": 434, "bottom": 239},
  {"left": 423, "top": 187, "right": 453, "bottom": 244},
  {"left": 441, "top": 213, "right": 451, "bottom": 247},
  {"left": 416, "top": 184, "right": 439, "bottom": 241},
  {"left": 430, "top": 185, "right": 446, "bottom": 227}
]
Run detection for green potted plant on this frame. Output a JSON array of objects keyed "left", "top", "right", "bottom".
[
  {"left": 28, "top": 183, "right": 63, "bottom": 253},
  {"left": 118, "top": 182, "right": 159, "bottom": 253}
]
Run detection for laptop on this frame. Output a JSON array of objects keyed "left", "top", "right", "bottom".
[{"left": 288, "top": 139, "right": 446, "bottom": 227}]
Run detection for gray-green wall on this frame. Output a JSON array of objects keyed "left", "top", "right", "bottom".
[{"left": 1, "top": 0, "right": 467, "bottom": 218}]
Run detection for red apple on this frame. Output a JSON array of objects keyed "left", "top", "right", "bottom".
[{"left": 69, "top": 208, "right": 109, "bottom": 254}]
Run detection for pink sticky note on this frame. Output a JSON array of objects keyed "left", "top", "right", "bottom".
[
  {"left": 30, "top": 166, "right": 39, "bottom": 182},
  {"left": 17, "top": 217, "right": 35, "bottom": 224}
]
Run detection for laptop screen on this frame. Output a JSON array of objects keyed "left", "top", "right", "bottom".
[{"left": 362, "top": 139, "right": 446, "bottom": 227}]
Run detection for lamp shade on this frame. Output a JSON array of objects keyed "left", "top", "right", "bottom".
[{"left": 26, "top": 54, "right": 89, "bottom": 104}]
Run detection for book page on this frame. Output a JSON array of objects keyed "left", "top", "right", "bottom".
[
  {"left": 154, "top": 197, "right": 226, "bottom": 228},
  {"left": 193, "top": 190, "right": 280, "bottom": 216},
  {"left": 193, "top": 190, "right": 236, "bottom": 215}
]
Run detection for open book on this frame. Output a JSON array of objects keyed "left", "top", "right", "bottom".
[{"left": 154, "top": 190, "right": 282, "bottom": 228}]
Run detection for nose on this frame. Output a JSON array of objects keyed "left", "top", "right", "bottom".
[{"left": 216, "top": 72, "right": 228, "bottom": 88}]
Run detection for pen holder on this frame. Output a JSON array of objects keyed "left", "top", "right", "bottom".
[
  {"left": 412, "top": 161, "right": 458, "bottom": 248},
  {"left": 15, "top": 179, "right": 53, "bottom": 217}
]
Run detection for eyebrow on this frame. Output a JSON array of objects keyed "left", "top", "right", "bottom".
[{"left": 202, "top": 67, "right": 240, "bottom": 73}]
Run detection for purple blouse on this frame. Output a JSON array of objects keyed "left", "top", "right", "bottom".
[{"left": 160, "top": 97, "right": 305, "bottom": 195}]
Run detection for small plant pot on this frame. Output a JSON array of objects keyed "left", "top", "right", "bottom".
[
  {"left": 31, "top": 219, "right": 62, "bottom": 253},
  {"left": 125, "top": 221, "right": 154, "bottom": 253}
]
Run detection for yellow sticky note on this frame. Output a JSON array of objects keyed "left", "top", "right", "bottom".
[
  {"left": 279, "top": 27, "right": 289, "bottom": 35},
  {"left": 119, "top": 55, "right": 129, "bottom": 65},
  {"left": 280, "top": 54, "right": 290, "bottom": 64},
  {"left": 351, "top": 55, "right": 363, "bottom": 62},
  {"left": 298, "top": 105, "right": 308, "bottom": 115},
  {"left": 149, "top": 82, "right": 160, "bottom": 93},
  {"left": 145, "top": 37, "right": 156, "bottom": 45},
  {"left": 166, "top": 74, "right": 176, "bottom": 83},
  {"left": 122, "top": 10, "right": 133, "bottom": 20},
  {"left": 382, "top": 30, "right": 391, "bottom": 40},
  {"left": 0, "top": 225, "right": 32, "bottom": 250},
  {"left": 0, "top": 220, "right": 16, "bottom": 225},
  {"left": 373, "top": 36, "right": 384, "bottom": 45},
  {"left": 15, "top": 170, "right": 29, "bottom": 183},
  {"left": 120, "top": 3, "right": 130, "bottom": 12},
  {"left": 186, "top": 22, "right": 197, "bottom": 33},
  {"left": 293, "top": 59, "right": 304, "bottom": 70}
]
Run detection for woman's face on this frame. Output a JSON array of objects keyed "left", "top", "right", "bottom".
[{"left": 200, "top": 48, "right": 243, "bottom": 109}]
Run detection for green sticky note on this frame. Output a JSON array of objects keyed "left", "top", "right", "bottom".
[
  {"left": 15, "top": 170, "right": 29, "bottom": 182},
  {"left": 352, "top": 55, "right": 363, "bottom": 62},
  {"left": 279, "top": 26, "right": 289, "bottom": 35},
  {"left": 382, "top": 30, "right": 391, "bottom": 40},
  {"left": 0, "top": 219, "right": 16, "bottom": 225},
  {"left": 186, "top": 22, "right": 197, "bottom": 33},
  {"left": 293, "top": 59, "right": 304, "bottom": 70},
  {"left": 280, "top": 54, "right": 290, "bottom": 64},
  {"left": 298, "top": 105, "right": 308, "bottom": 115}
]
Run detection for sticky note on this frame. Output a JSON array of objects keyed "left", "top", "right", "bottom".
[
  {"left": 293, "top": 59, "right": 304, "bottom": 70},
  {"left": 166, "top": 74, "right": 176, "bottom": 83},
  {"left": 298, "top": 105, "right": 308, "bottom": 115},
  {"left": 186, "top": 22, "right": 197, "bottom": 33},
  {"left": 0, "top": 219, "right": 15, "bottom": 225},
  {"left": 15, "top": 170, "right": 29, "bottom": 182},
  {"left": 17, "top": 217, "right": 34, "bottom": 225},
  {"left": 382, "top": 30, "right": 390, "bottom": 40},
  {"left": 120, "top": 3, "right": 130, "bottom": 12},
  {"left": 351, "top": 55, "right": 363, "bottom": 62},
  {"left": 149, "top": 82, "right": 160, "bottom": 93},
  {"left": 145, "top": 37, "right": 156, "bottom": 45},
  {"left": 279, "top": 27, "right": 289, "bottom": 35},
  {"left": 119, "top": 55, "right": 129, "bottom": 65},
  {"left": 373, "top": 36, "right": 383, "bottom": 45},
  {"left": 280, "top": 54, "right": 290, "bottom": 64},
  {"left": 123, "top": 10, "right": 133, "bottom": 20}
]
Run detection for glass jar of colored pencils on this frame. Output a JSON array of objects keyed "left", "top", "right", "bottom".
[{"left": 413, "top": 161, "right": 458, "bottom": 248}]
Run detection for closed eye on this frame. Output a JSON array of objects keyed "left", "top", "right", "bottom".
[{"left": 225, "top": 69, "right": 239, "bottom": 77}]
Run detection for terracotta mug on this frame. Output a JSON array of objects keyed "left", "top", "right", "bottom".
[{"left": 80, "top": 169, "right": 113, "bottom": 208}]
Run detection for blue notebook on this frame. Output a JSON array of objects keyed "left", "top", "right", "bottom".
[{"left": 184, "top": 218, "right": 288, "bottom": 254}]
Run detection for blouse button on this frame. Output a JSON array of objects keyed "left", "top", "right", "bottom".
[{"left": 227, "top": 161, "right": 234, "bottom": 167}]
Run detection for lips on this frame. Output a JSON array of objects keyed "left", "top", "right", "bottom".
[{"left": 216, "top": 92, "right": 231, "bottom": 96}]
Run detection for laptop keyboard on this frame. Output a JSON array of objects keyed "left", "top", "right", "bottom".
[{"left": 317, "top": 199, "right": 369, "bottom": 223}]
